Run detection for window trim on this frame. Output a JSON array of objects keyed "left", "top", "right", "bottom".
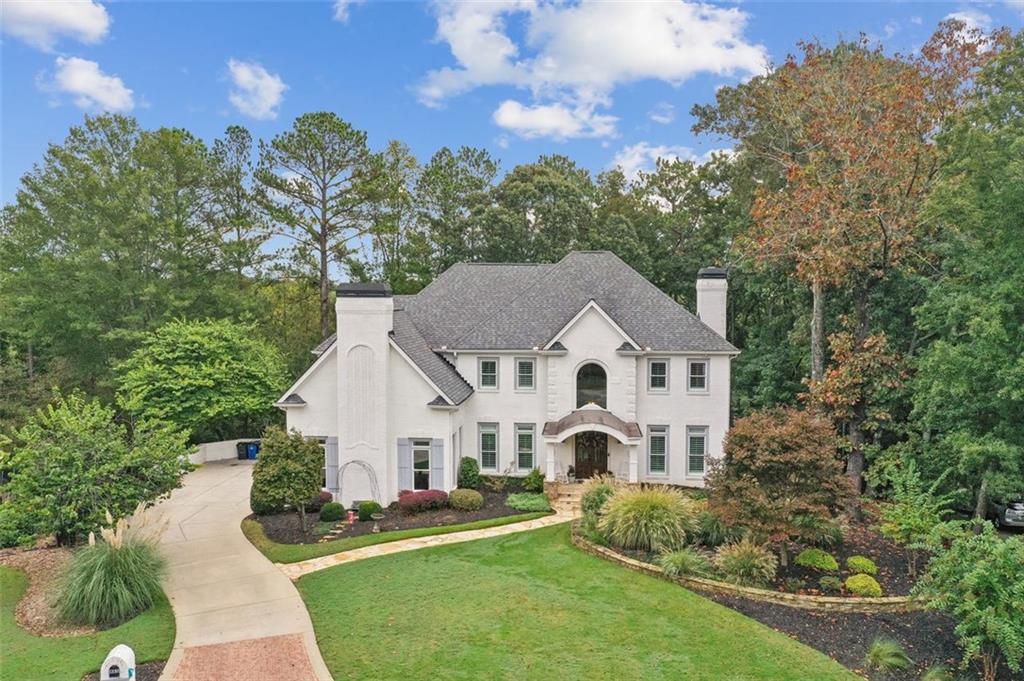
[
  {"left": 647, "top": 358, "right": 670, "bottom": 393},
  {"left": 514, "top": 357, "right": 536, "bottom": 393},
  {"left": 478, "top": 422, "right": 499, "bottom": 471},
  {"left": 647, "top": 425, "right": 669, "bottom": 476},
  {"left": 478, "top": 357, "right": 499, "bottom": 391},
  {"left": 411, "top": 439, "right": 432, "bottom": 491},
  {"left": 687, "top": 358, "right": 710, "bottom": 394},
  {"left": 514, "top": 423, "right": 535, "bottom": 471},
  {"left": 686, "top": 425, "right": 709, "bottom": 477}
]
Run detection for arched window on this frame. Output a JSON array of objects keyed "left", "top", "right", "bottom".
[{"left": 576, "top": 363, "right": 607, "bottom": 408}]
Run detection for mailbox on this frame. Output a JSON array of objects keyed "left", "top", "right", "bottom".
[{"left": 101, "top": 644, "right": 135, "bottom": 680}]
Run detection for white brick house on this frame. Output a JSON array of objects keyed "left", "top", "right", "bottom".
[{"left": 276, "top": 251, "right": 738, "bottom": 507}]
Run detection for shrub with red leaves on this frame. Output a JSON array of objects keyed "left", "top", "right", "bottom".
[{"left": 398, "top": 490, "right": 448, "bottom": 513}]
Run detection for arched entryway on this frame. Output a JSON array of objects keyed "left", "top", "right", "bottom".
[{"left": 576, "top": 362, "right": 607, "bottom": 408}]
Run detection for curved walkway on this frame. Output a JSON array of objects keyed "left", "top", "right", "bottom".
[
  {"left": 155, "top": 460, "right": 331, "bottom": 681},
  {"left": 279, "top": 511, "right": 572, "bottom": 580}
]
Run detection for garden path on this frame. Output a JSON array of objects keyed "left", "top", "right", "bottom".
[
  {"left": 154, "top": 460, "right": 332, "bottom": 681},
  {"left": 279, "top": 510, "right": 572, "bottom": 580}
]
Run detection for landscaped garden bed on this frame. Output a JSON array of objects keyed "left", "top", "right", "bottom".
[{"left": 251, "top": 486, "right": 549, "bottom": 545}]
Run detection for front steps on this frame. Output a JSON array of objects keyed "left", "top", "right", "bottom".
[{"left": 550, "top": 482, "right": 584, "bottom": 517}]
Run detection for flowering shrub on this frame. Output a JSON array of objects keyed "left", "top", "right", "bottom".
[{"left": 398, "top": 490, "right": 448, "bottom": 513}]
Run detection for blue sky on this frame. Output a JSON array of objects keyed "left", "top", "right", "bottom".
[{"left": 2, "top": 1, "right": 1022, "bottom": 204}]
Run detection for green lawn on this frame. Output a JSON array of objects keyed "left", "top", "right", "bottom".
[
  {"left": 297, "top": 524, "right": 859, "bottom": 681},
  {"left": 0, "top": 566, "right": 175, "bottom": 681},
  {"left": 243, "top": 511, "right": 551, "bottom": 563}
]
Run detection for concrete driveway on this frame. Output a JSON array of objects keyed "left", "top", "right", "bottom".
[{"left": 155, "top": 460, "right": 331, "bottom": 681}]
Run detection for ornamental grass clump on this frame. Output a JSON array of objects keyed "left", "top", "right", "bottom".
[
  {"left": 598, "top": 486, "right": 698, "bottom": 552},
  {"left": 580, "top": 474, "right": 618, "bottom": 522},
  {"left": 58, "top": 505, "right": 166, "bottom": 627},
  {"left": 863, "top": 637, "right": 912, "bottom": 673},
  {"left": 714, "top": 539, "right": 778, "bottom": 588},
  {"left": 657, "top": 548, "right": 712, "bottom": 578}
]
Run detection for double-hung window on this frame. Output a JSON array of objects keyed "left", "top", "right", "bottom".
[
  {"left": 648, "top": 358, "right": 669, "bottom": 392},
  {"left": 412, "top": 439, "right": 431, "bottom": 490},
  {"left": 515, "top": 423, "right": 535, "bottom": 470},
  {"left": 648, "top": 425, "right": 668, "bottom": 475},
  {"left": 478, "top": 358, "right": 499, "bottom": 390},
  {"left": 687, "top": 426, "right": 708, "bottom": 476},
  {"left": 515, "top": 358, "right": 535, "bottom": 391},
  {"left": 687, "top": 359, "right": 709, "bottom": 392},
  {"left": 479, "top": 423, "right": 498, "bottom": 471}
]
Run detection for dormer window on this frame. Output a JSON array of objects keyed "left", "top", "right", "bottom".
[
  {"left": 478, "top": 357, "right": 499, "bottom": 390},
  {"left": 688, "top": 359, "right": 708, "bottom": 393},
  {"left": 648, "top": 358, "right": 669, "bottom": 392}
]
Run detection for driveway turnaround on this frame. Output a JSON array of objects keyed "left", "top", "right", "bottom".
[{"left": 155, "top": 460, "right": 332, "bottom": 681}]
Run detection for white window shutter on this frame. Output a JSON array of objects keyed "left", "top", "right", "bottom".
[
  {"left": 430, "top": 439, "right": 445, "bottom": 490},
  {"left": 397, "top": 438, "right": 412, "bottom": 491},
  {"left": 325, "top": 437, "right": 339, "bottom": 494}
]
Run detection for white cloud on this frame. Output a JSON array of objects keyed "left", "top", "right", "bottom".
[
  {"left": 493, "top": 99, "right": 616, "bottom": 140},
  {"left": 910, "top": 16, "right": 923, "bottom": 26},
  {"left": 649, "top": 102, "right": 676, "bottom": 125},
  {"left": 610, "top": 141, "right": 728, "bottom": 180},
  {"left": 419, "top": 0, "right": 767, "bottom": 140},
  {"left": 945, "top": 9, "right": 992, "bottom": 32},
  {"left": 45, "top": 56, "right": 134, "bottom": 112},
  {"left": 227, "top": 59, "right": 287, "bottom": 120},
  {"left": 0, "top": 0, "right": 109, "bottom": 51},
  {"left": 333, "top": 0, "right": 365, "bottom": 23},
  {"left": 883, "top": 21, "right": 900, "bottom": 39}
]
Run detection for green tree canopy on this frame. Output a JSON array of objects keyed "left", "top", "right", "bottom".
[
  {"left": 0, "top": 391, "right": 193, "bottom": 545},
  {"left": 116, "top": 319, "right": 288, "bottom": 441},
  {"left": 250, "top": 426, "right": 324, "bottom": 531}
]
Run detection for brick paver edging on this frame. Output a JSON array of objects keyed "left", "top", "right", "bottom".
[{"left": 570, "top": 521, "right": 924, "bottom": 614}]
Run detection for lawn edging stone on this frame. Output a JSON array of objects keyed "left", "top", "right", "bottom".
[{"left": 570, "top": 521, "right": 923, "bottom": 614}]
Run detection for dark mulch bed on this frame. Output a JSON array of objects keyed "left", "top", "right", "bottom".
[
  {"left": 708, "top": 593, "right": 1015, "bottom": 681},
  {"left": 82, "top": 660, "right": 165, "bottom": 681},
  {"left": 255, "top": 486, "right": 536, "bottom": 545},
  {"left": 773, "top": 524, "right": 923, "bottom": 597}
]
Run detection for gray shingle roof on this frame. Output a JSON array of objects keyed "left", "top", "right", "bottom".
[{"left": 305, "top": 251, "right": 735, "bottom": 406}]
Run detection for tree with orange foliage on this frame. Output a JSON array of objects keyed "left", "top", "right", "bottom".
[
  {"left": 693, "top": 21, "right": 1001, "bottom": 497},
  {"left": 706, "top": 407, "right": 851, "bottom": 567}
]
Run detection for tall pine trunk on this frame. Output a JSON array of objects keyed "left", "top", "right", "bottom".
[
  {"left": 811, "top": 278, "right": 825, "bottom": 382},
  {"left": 318, "top": 224, "right": 330, "bottom": 340}
]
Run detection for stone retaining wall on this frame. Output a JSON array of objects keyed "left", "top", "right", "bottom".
[{"left": 570, "top": 521, "right": 923, "bottom": 614}]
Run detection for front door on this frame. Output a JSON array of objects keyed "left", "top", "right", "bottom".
[{"left": 574, "top": 432, "right": 608, "bottom": 479}]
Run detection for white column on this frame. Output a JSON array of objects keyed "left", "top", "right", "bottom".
[
  {"left": 545, "top": 442, "right": 557, "bottom": 481},
  {"left": 628, "top": 444, "right": 639, "bottom": 483}
]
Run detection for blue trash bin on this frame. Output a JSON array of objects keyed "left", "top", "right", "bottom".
[{"left": 246, "top": 442, "right": 259, "bottom": 460}]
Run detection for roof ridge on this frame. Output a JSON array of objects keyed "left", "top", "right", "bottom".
[{"left": 447, "top": 255, "right": 571, "bottom": 348}]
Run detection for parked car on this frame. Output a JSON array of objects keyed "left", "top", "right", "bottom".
[{"left": 991, "top": 497, "right": 1024, "bottom": 529}]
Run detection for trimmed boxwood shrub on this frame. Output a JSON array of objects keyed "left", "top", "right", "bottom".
[
  {"left": 320, "top": 502, "right": 345, "bottom": 522},
  {"left": 357, "top": 501, "right": 382, "bottom": 521},
  {"left": 522, "top": 468, "right": 545, "bottom": 493},
  {"left": 846, "top": 573, "right": 883, "bottom": 597},
  {"left": 457, "top": 457, "right": 480, "bottom": 489},
  {"left": 506, "top": 492, "right": 551, "bottom": 512},
  {"left": 794, "top": 548, "right": 839, "bottom": 572},
  {"left": 714, "top": 540, "right": 778, "bottom": 587},
  {"left": 846, "top": 555, "right": 878, "bottom": 576},
  {"left": 398, "top": 489, "right": 448, "bottom": 513},
  {"left": 450, "top": 488, "right": 484, "bottom": 511},
  {"left": 598, "top": 486, "right": 698, "bottom": 552}
]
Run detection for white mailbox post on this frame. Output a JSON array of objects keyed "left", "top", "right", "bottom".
[{"left": 101, "top": 644, "right": 135, "bottom": 680}]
